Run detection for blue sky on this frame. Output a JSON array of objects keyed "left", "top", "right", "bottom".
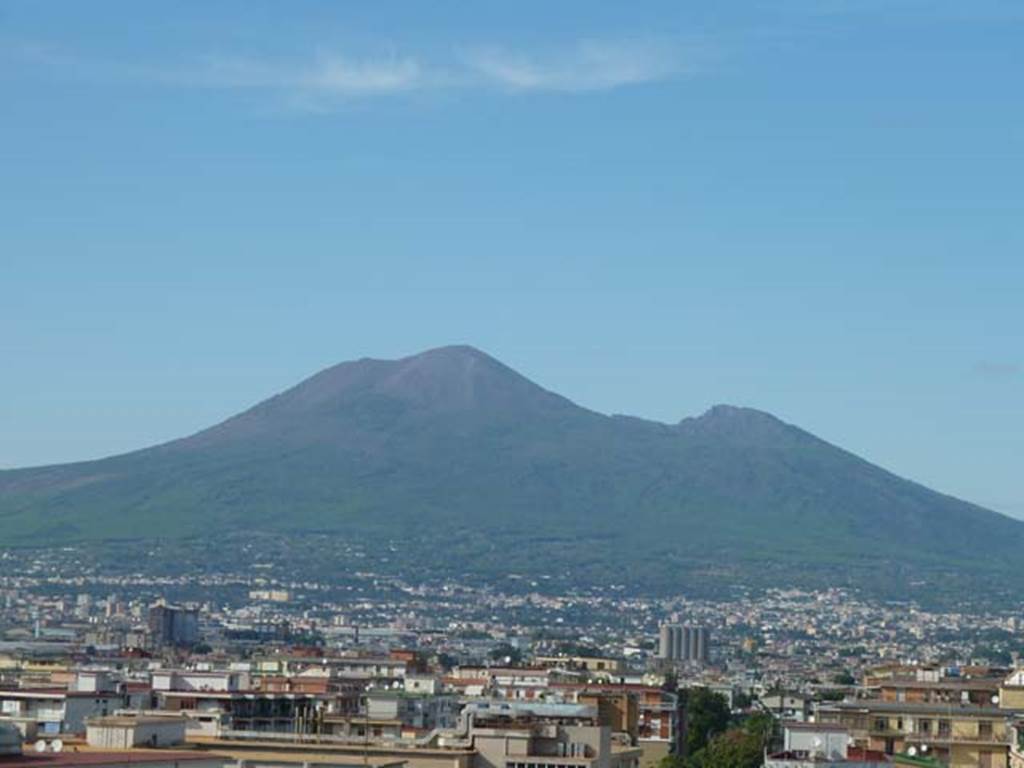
[{"left": 2, "top": 1, "right": 1022, "bottom": 518}]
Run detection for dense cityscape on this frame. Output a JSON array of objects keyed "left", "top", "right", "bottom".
[{"left": 1, "top": 541, "right": 1022, "bottom": 767}]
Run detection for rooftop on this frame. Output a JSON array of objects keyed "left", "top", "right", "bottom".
[
  {"left": 825, "top": 700, "right": 1007, "bottom": 716},
  {"left": 0, "top": 750, "right": 215, "bottom": 766}
]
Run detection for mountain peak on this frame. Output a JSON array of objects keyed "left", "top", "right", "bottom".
[
  {"left": 704, "top": 403, "right": 781, "bottom": 422},
  {"left": 206, "top": 345, "right": 577, "bottom": 438},
  {"left": 368, "top": 344, "right": 545, "bottom": 411},
  {"left": 680, "top": 403, "right": 785, "bottom": 429},
  {"left": 409, "top": 344, "right": 493, "bottom": 361}
]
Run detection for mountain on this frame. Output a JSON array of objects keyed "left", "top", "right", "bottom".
[{"left": 1, "top": 345, "right": 1021, "bottom": 598}]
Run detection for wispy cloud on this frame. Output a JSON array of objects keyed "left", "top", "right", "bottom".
[
  {"left": 186, "top": 40, "right": 687, "bottom": 102},
  {"left": 5, "top": 36, "right": 693, "bottom": 108},
  {"left": 187, "top": 52, "right": 427, "bottom": 96},
  {"left": 462, "top": 40, "right": 687, "bottom": 93}
]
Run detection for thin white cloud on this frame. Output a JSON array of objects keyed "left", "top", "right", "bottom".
[
  {"left": 187, "top": 52, "right": 427, "bottom": 95},
  {"left": 464, "top": 40, "right": 686, "bottom": 93},
  {"left": 4, "top": 37, "right": 693, "bottom": 110},
  {"left": 178, "top": 39, "right": 688, "bottom": 102}
]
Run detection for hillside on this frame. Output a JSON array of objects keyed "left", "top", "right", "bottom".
[{"left": 1, "top": 345, "right": 1021, "bottom": 597}]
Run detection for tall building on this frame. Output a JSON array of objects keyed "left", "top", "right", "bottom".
[
  {"left": 658, "top": 624, "right": 679, "bottom": 660},
  {"left": 148, "top": 603, "right": 200, "bottom": 648},
  {"left": 692, "top": 627, "right": 709, "bottom": 663},
  {"left": 658, "top": 625, "right": 675, "bottom": 660},
  {"left": 657, "top": 624, "right": 710, "bottom": 663}
]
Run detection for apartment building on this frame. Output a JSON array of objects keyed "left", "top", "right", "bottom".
[
  {"left": 320, "top": 692, "right": 459, "bottom": 739},
  {"left": 474, "top": 723, "right": 640, "bottom": 768},
  {"left": 157, "top": 688, "right": 325, "bottom": 733},
  {"left": 554, "top": 683, "right": 681, "bottom": 767},
  {"left": 1008, "top": 719, "right": 1024, "bottom": 768},
  {"left": 0, "top": 687, "right": 125, "bottom": 734},
  {"left": 534, "top": 657, "right": 625, "bottom": 677},
  {"left": 817, "top": 700, "right": 1010, "bottom": 768},
  {"left": 870, "top": 673, "right": 1005, "bottom": 708},
  {"left": 1001, "top": 670, "right": 1024, "bottom": 711},
  {"left": 250, "top": 654, "right": 408, "bottom": 682},
  {"left": 765, "top": 722, "right": 890, "bottom": 767}
]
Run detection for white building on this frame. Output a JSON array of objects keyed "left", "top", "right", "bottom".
[{"left": 86, "top": 713, "right": 187, "bottom": 749}]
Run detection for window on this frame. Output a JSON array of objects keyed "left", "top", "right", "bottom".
[
  {"left": 874, "top": 717, "right": 888, "bottom": 732},
  {"left": 978, "top": 721, "right": 993, "bottom": 739},
  {"left": 918, "top": 719, "right": 931, "bottom": 734},
  {"left": 938, "top": 720, "right": 951, "bottom": 737}
]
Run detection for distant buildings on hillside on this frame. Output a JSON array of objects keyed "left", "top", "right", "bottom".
[
  {"left": 148, "top": 603, "right": 199, "bottom": 648},
  {"left": 657, "top": 624, "right": 710, "bottom": 664}
]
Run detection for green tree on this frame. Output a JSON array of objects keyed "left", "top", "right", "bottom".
[
  {"left": 656, "top": 755, "right": 687, "bottom": 768},
  {"left": 684, "top": 688, "right": 731, "bottom": 755},
  {"left": 692, "top": 728, "right": 761, "bottom": 768},
  {"left": 687, "top": 713, "right": 773, "bottom": 768}
]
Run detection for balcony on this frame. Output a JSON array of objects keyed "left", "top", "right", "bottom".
[{"left": 903, "top": 730, "right": 1008, "bottom": 746}]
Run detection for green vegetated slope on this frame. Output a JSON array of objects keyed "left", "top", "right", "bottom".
[{"left": 2, "top": 345, "right": 1020, "bottom": 594}]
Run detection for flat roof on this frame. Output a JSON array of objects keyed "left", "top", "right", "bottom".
[
  {"left": 86, "top": 715, "right": 186, "bottom": 727},
  {"left": 158, "top": 690, "right": 318, "bottom": 700},
  {"left": 877, "top": 679, "right": 1003, "bottom": 690},
  {"left": 783, "top": 722, "right": 848, "bottom": 732},
  {"left": 0, "top": 750, "right": 215, "bottom": 766},
  {"left": 0, "top": 690, "right": 122, "bottom": 700},
  {"left": 189, "top": 735, "right": 473, "bottom": 757},
  {"left": 825, "top": 700, "right": 1007, "bottom": 716},
  {"left": 198, "top": 750, "right": 406, "bottom": 768}
]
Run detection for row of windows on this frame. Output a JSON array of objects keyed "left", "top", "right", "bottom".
[{"left": 872, "top": 717, "right": 994, "bottom": 738}]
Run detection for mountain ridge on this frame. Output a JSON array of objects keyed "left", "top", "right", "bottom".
[{"left": 1, "top": 345, "right": 1021, "bottom": 598}]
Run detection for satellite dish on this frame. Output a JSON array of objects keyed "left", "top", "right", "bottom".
[
  {"left": 34, "top": 740, "right": 47, "bottom": 753},
  {"left": 907, "top": 746, "right": 918, "bottom": 757},
  {"left": 991, "top": 694, "right": 1000, "bottom": 704},
  {"left": 921, "top": 745, "right": 929, "bottom": 753},
  {"left": 51, "top": 739, "right": 63, "bottom": 753},
  {"left": 812, "top": 737, "right": 823, "bottom": 748}
]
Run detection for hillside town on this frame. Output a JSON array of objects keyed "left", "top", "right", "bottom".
[{"left": 2, "top": 545, "right": 1023, "bottom": 768}]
